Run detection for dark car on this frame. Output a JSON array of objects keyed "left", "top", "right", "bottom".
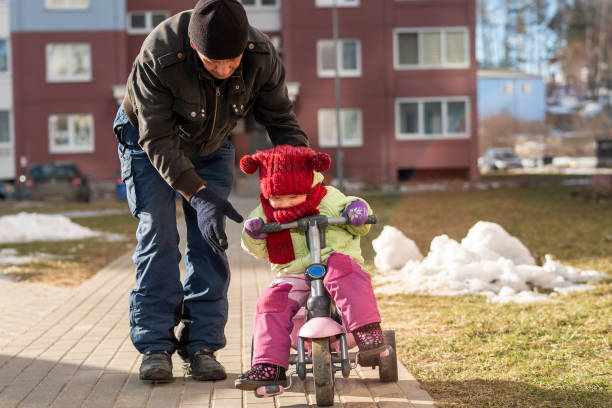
[
  {"left": 19, "top": 162, "right": 91, "bottom": 202},
  {"left": 0, "top": 181, "right": 19, "bottom": 200}
]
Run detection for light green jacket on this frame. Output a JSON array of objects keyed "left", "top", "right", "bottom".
[{"left": 241, "top": 172, "right": 372, "bottom": 275}]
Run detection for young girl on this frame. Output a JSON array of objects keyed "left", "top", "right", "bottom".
[{"left": 234, "top": 145, "right": 385, "bottom": 390}]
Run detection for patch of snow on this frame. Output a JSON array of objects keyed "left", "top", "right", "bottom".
[
  {"left": 546, "top": 105, "right": 573, "bottom": 115},
  {"left": 488, "top": 287, "right": 555, "bottom": 304},
  {"left": 56, "top": 209, "right": 128, "bottom": 218},
  {"left": 579, "top": 101, "right": 603, "bottom": 118},
  {"left": 373, "top": 222, "right": 607, "bottom": 304},
  {"left": 0, "top": 248, "right": 69, "bottom": 266},
  {"left": 0, "top": 212, "right": 124, "bottom": 244},
  {"left": 553, "top": 284, "right": 596, "bottom": 295}
]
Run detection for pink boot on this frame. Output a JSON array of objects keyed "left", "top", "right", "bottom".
[
  {"left": 353, "top": 322, "right": 386, "bottom": 356},
  {"left": 235, "top": 363, "right": 287, "bottom": 390}
]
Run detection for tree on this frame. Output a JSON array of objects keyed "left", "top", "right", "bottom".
[
  {"left": 477, "top": 0, "right": 554, "bottom": 74},
  {"left": 549, "top": 0, "right": 612, "bottom": 98}
]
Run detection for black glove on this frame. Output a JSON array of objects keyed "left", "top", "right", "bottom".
[{"left": 190, "top": 187, "right": 244, "bottom": 253}]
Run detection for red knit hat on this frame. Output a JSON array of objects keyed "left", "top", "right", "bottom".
[{"left": 240, "top": 145, "right": 331, "bottom": 198}]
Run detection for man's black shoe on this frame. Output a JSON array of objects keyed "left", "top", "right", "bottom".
[
  {"left": 183, "top": 349, "right": 227, "bottom": 381},
  {"left": 139, "top": 350, "right": 173, "bottom": 383}
]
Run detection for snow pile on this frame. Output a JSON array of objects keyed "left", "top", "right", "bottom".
[
  {"left": 373, "top": 221, "right": 607, "bottom": 304},
  {"left": 372, "top": 226, "right": 423, "bottom": 271},
  {"left": 461, "top": 222, "right": 535, "bottom": 266},
  {"left": 0, "top": 212, "right": 120, "bottom": 243}
]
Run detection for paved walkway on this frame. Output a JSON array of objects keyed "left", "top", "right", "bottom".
[{"left": 0, "top": 196, "right": 436, "bottom": 408}]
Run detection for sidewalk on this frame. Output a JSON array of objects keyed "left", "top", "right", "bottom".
[{"left": 0, "top": 196, "right": 437, "bottom": 408}]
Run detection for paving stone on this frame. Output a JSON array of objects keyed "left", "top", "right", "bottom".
[
  {"left": 112, "top": 372, "right": 150, "bottom": 408},
  {"left": 50, "top": 368, "right": 104, "bottom": 408}
]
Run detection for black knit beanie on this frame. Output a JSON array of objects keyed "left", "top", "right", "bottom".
[{"left": 188, "top": 0, "right": 249, "bottom": 60}]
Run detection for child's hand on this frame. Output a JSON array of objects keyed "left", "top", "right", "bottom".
[
  {"left": 245, "top": 217, "right": 268, "bottom": 239},
  {"left": 342, "top": 200, "right": 368, "bottom": 226}
]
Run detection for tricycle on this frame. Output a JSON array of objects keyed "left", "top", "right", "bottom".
[{"left": 250, "top": 213, "right": 398, "bottom": 406}]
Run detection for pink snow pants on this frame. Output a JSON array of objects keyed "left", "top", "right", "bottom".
[{"left": 251, "top": 252, "right": 381, "bottom": 369}]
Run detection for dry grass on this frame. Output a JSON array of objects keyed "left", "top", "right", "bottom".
[{"left": 361, "top": 179, "right": 612, "bottom": 408}]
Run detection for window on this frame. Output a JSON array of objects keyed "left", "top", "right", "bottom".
[
  {"left": 315, "top": 0, "right": 359, "bottom": 7},
  {"left": 317, "top": 108, "right": 363, "bottom": 147},
  {"left": 396, "top": 97, "right": 469, "bottom": 139},
  {"left": 49, "top": 114, "right": 94, "bottom": 153},
  {"left": 0, "top": 112, "right": 9, "bottom": 144},
  {"left": 317, "top": 39, "right": 361, "bottom": 78},
  {"left": 45, "top": 0, "right": 88, "bottom": 9},
  {"left": 394, "top": 27, "right": 469, "bottom": 69},
  {"left": 522, "top": 83, "right": 532, "bottom": 94},
  {"left": 424, "top": 102, "right": 442, "bottom": 134},
  {"left": 240, "top": 0, "right": 278, "bottom": 7},
  {"left": 127, "top": 11, "right": 170, "bottom": 34},
  {"left": 46, "top": 43, "right": 91, "bottom": 82},
  {"left": 0, "top": 39, "right": 8, "bottom": 73},
  {"left": 398, "top": 103, "right": 418, "bottom": 134}
]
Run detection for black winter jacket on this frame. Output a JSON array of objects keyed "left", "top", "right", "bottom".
[{"left": 124, "top": 10, "right": 308, "bottom": 198}]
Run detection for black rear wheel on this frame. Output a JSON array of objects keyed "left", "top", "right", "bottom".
[{"left": 379, "top": 330, "right": 398, "bottom": 382}]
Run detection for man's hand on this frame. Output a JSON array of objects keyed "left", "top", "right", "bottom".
[
  {"left": 342, "top": 200, "right": 368, "bottom": 226},
  {"left": 244, "top": 217, "right": 268, "bottom": 240},
  {"left": 190, "top": 187, "right": 244, "bottom": 253}
]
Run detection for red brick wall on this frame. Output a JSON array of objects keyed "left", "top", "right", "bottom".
[{"left": 12, "top": 32, "right": 128, "bottom": 180}]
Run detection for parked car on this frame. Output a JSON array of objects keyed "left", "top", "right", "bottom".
[
  {"left": 0, "top": 181, "right": 19, "bottom": 200},
  {"left": 479, "top": 148, "right": 523, "bottom": 172},
  {"left": 18, "top": 162, "right": 91, "bottom": 202}
]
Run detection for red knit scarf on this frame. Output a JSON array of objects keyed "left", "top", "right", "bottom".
[{"left": 261, "top": 184, "right": 327, "bottom": 264}]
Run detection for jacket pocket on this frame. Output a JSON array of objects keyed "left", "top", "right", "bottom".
[
  {"left": 172, "top": 98, "right": 206, "bottom": 121},
  {"left": 229, "top": 91, "right": 253, "bottom": 118},
  {"left": 172, "top": 99, "right": 206, "bottom": 140}
]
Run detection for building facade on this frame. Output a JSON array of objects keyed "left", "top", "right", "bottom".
[
  {"left": 281, "top": 0, "right": 478, "bottom": 182},
  {"left": 10, "top": 0, "right": 127, "bottom": 181},
  {"left": 9, "top": 0, "right": 477, "bottom": 185},
  {"left": 0, "top": 0, "right": 12, "bottom": 180}
]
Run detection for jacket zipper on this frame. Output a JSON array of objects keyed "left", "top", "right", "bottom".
[{"left": 210, "top": 86, "right": 220, "bottom": 139}]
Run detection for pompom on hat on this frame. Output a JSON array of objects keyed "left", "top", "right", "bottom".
[{"left": 240, "top": 145, "right": 331, "bottom": 198}]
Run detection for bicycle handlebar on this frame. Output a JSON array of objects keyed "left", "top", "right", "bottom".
[{"left": 253, "top": 214, "right": 377, "bottom": 234}]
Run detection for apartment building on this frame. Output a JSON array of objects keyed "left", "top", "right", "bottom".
[
  {"left": 0, "top": 0, "right": 12, "bottom": 180},
  {"left": 281, "top": 0, "right": 478, "bottom": 182},
  {"left": 11, "top": 0, "right": 127, "bottom": 181},
  {"left": 9, "top": 0, "right": 477, "bottom": 184}
]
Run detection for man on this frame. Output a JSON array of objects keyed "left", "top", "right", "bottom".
[{"left": 112, "top": 0, "right": 308, "bottom": 383}]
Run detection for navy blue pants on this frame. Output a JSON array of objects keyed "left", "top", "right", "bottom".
[{"left": 113, "top": 105, "right": 234, "bottom": 358}]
